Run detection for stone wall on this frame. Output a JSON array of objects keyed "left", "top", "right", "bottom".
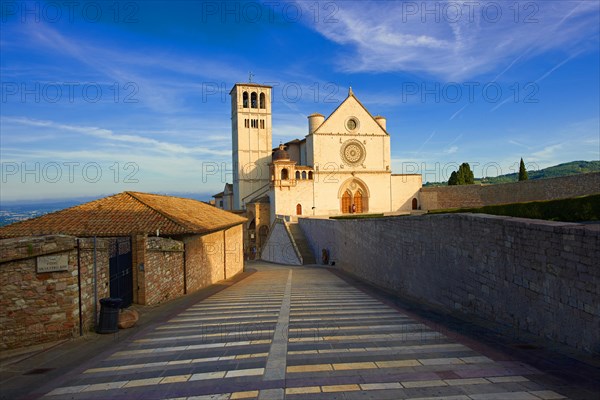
[
  {"left": 225, "top": 225, "right": 244, "bottom": 278},
  {"left": 144, "top": 237, "right": 184, "bottom": 306},
  {"left": 184, "top": 226, "right": 244, "bottom": 293},
  {"left": 420, "top": 172, "right": 600, "bottom": 210},
  {"left": 0, "top": 235, "right": 110, "bottom": 350},
  {"left": 1, "top": 227, "right": 245, "bottom": 351},
  {"left": 131, "top": 234, "right": 146, "bottom": 305},
  {"left": 299, "top": 214, "right": 600, "bottom": 354},
  {"left": 77, "top": 238, "right": 110, "bottom": 332},
  {"left": 261, "top": 220, "right": 301, "bottom": 265}
]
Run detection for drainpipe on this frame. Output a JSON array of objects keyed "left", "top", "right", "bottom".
[
  {"left": 183, "top": 240, "right": 187, "bottom": 295},
  {"left": 76, "top": 238, "right": 83, "bottom": 336},
  {"left": 389, "top": 174, "right": 392, "bottom": 212},
  {"left": 93, "top": 236, "right": 98, "bottom": 329},
  {"left": 312, "top": 170, "right": 316, "bottom": 215},
  {"left": 223, "top": 229, "right": 227, "bottom": 279}
]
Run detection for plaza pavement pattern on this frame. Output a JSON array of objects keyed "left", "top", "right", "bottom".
[{"left": 39, "top": 264, "right": 573, "bottom": 400}]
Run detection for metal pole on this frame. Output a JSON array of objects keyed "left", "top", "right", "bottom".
[
  {"left": 77, "top": 239, "right": 83, "bottom": 336},
  {"left": 93, "top": 236, "right": 98, "bottom": 329}
]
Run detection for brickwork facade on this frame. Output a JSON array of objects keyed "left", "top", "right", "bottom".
[
  {"left": 224, "top": 225, "right": 244, "bottom": 278},
  {"left": 420, "top": 172, "right": 600, "bottom": 210},
  {"left": 0, "top": 235, "right": 110, "bottom": 350},
  {"left": 77, "top": 238, "right": 110, "bottom": 332},
  {"left": 143, "top": 237, "right": 184, "bottom": 306},
  {"left": 299, "top": 214, "right": 600, "bottom": 354},
  {"left": 184, "top": 226, "right": 244, "bottom": 293},
  {"left": 1, "top": 226, "right": 244, "bottom": 351}
]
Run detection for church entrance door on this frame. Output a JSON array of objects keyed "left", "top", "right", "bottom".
[
  {"left": 353, "top": 191, "right": 363, "bottom": 213},
  {"left": 341, "top": 191, "right": 351, "bottom": 213}
]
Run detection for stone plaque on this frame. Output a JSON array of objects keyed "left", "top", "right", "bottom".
[{"left": 37, "top": 253, "right": 69, "bottom": 273}]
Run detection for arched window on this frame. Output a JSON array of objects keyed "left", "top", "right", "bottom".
[
  {"left": 281, "top": 168, "right": 288, "bottom": 180},
  {"left": 295, "top": 171, "right": 301, "bottom": 179},
  {"left": 251, "top": 92, "right": 258, "bottom": 108},
  {"left": 243, "top": 92, "right": 248, "bottom": 108},
  {"left": 341, "top": 190, "right": 352, "bottom": 214},
  {"left": 259, "top": 93, "right": 265, "bottom": 109},
  {"left": 301, "top": 171, "right": 307, "bottom": 180},
  {"left": 353, "top": 190, "right": 364, "bottom": 213},
  {"left": 308, "top": 171, "right": 313, "bottom": 180},
  {"left": 412, "top": 198, "right": 418, "bottom": 210},
  {"left": 296, "top": 204, "right": 302, "bottom": 215}
]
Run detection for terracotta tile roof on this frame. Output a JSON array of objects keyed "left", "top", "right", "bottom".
[{"left": 0, "top": 192, "right": 246, "bottom": 238}]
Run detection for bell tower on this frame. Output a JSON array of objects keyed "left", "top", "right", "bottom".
[{"left": 230, "top": 83, "right": 272, "bottom": 209}]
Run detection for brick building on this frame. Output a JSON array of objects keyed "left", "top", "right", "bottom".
[{"left": 0, "top": 192, "right": 246, "bottom": 350}]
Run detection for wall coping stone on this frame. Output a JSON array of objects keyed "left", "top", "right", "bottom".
[
  {"left": 146, "top": 236, "right": 184, "bottom": 252},
  {"left": 0, "top": 235, "right": 76, "bottom": 263}
]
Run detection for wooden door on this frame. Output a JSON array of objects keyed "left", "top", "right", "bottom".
[
  {"left": 353, "top": 191, "right": 363, "bottom": 213},
  {"left": 341, "top": 191, "right": 351, "bottom": 213}
]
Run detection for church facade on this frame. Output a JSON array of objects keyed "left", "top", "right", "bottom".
[{"left": 214, "top": 82, "right": 422, "bottom": 254}]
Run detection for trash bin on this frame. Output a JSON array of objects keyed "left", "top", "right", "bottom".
[{"left": 97, "top": 298, "right": 122, "bottom": 334}]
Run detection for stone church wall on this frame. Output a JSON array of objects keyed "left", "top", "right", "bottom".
[
  {"left": 299, "top": 214, "right": 599, "bottom": 354},
  {"left": 420, "top": 172, "right": 600, "bottom": 210},
  {"left": 391, "top": 174, "right": 422, "bottom": 211}
]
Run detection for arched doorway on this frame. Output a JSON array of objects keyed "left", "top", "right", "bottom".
[
  {"left": 296, "top": 204, "right": 302, "bottom": 215},
  {"left": 339, "top": 178, "right": 369, "bottom": 214},
  {"left": 341, "top": 190, "right": 352, "bottom": 214},
  {"left": 412, "top": 198, "right": 418, "bottom": 210}
]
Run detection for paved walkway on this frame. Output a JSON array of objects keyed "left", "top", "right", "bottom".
[{"left": 20, "top": 263, "right": 597, "bottom": 399}]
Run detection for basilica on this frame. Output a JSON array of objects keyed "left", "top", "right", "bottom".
[{"left": 213, "top": 83, "right": 422, "bottom": 256}]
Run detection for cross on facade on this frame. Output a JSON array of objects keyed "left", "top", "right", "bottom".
[{"left": 248, "top": 71, "right": 255, "bottom": 83}]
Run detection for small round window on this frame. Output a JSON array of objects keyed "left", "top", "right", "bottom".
[{"left": 346, "top": 117, "right": 359, "bottom": 131}]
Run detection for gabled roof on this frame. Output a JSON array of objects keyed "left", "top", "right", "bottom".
[
  {"left": 314, "top": 87, "right": 388, "bottom": 135},
  {"left": 213, "top": 183, "right": 234, "bottom": 198},
  {"left": 0, "top": 192, "right": 246, "bottom": 238}
]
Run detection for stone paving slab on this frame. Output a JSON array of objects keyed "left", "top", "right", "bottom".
[{"left": 14, "top": 263, "right": 599, "bottom": 399}]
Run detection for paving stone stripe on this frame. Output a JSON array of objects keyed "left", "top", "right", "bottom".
[
  {"left": 258, "top": 270, "right": 293, "bottom": 399},
  {"left": 38, "top": 265, "right": 574, "bottom": 400}
]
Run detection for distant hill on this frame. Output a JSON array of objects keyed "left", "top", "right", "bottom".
[{"left": 423, "top": 160, "right": 600, "bottom": 187}]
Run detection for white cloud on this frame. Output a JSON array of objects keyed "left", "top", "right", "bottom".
[
  {"left": 10, "top": 22, "right": 247, "bottom": 114},
  {"left": 445, "top": 145, "right": 459, "bottom": 154},
  {"left": 531, "top": 143, "right": 563, "bottom": 160},
  {"left": 1, "top": 116, "right": 230, "bottom": 157},
  {"left": 303, "top": 1, "right": 599, "bottom": 80}
]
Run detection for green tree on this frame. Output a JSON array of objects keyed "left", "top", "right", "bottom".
[
  {"left": 448, "top": 163, "right": 475, "bottom": 185},
  {"left": 519, "top": 158, "right": 529, "bottom": 181},
  {"left": 457, "top": 162, "right": 475, "bottom": 185},
  {"left": 448, "top": 171, "right": 458, "bottom": 185}
]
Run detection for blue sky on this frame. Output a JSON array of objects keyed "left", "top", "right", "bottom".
[{"left": 1, "top": 0, "right": 599, "bottom": 202}]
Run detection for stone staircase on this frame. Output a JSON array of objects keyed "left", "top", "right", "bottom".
[{"left": 287, "top": 223, "right": 316, "bottom": 265}]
